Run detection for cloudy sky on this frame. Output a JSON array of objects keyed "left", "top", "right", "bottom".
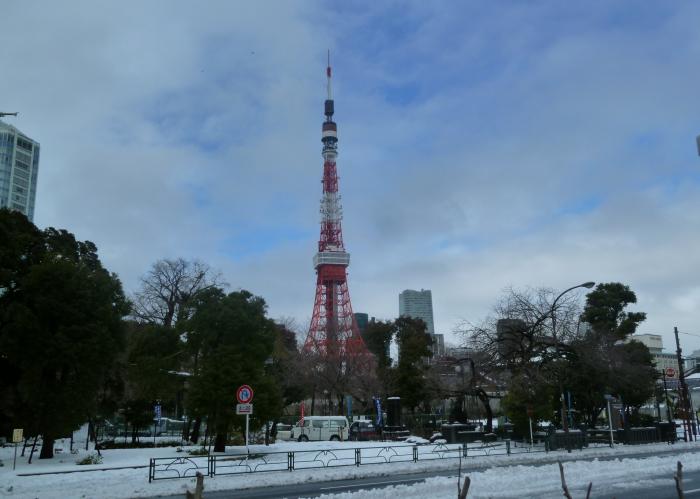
[{"left": 3, "top": 1, "right": 700, "bottom": 352}]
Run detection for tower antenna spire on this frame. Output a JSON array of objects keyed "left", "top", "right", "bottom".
[{"left": 326, "top": 49, "right": 332, "bottom": 101}]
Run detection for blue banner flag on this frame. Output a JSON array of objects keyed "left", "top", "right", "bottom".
[{"left": 374, "top": 398, "right": 383, "bottom": 427}]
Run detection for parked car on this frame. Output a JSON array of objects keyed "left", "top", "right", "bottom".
[
  {"left": 274, "top": 423, "right": 293, "bottom": 442},
  {"left": 290, "top": 416, "right": 349, "bottom": 442},
  {"left": 349, "top": 420, "right": 380, "bottom": 441}
]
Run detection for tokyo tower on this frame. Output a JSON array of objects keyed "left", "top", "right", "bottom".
[{"left": 303, "top": 57, "right": 368, "bottom": 357}]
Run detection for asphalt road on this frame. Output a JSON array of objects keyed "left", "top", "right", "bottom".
[{"left": 149, "top": 446, "right": 700, "bottom": 499}]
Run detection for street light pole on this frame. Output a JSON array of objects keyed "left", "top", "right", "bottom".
[{"left": 550, "top": 281, "right": 595, "bottom": 432}]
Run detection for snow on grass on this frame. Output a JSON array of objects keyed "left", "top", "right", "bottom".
[
  {"left": 309, "top": 451, "right": 700, "bottom": 498},
  {"left": 0, "top": 440, "right": 698, "bottom": 498}
]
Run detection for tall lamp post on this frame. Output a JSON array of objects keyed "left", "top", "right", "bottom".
[{"left": 550, "top": 281, "right": 596, "bottom": 431}]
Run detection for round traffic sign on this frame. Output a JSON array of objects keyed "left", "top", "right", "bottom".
[
  {"left": 665, "top": 367, "right": 676, "bottom": 378},
  {"left": 237, "top": 385, "right": 254, "bottom": 404}
]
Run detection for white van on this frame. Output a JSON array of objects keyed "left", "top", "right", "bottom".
[{"left": 290, "top": 416, "right": 349, "bottom": 442}]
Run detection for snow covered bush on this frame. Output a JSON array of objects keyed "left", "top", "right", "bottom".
[{"left": 76, "top": 453, "right": 103, "bottom": 465}]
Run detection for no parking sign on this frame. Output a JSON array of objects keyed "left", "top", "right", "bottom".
[{"left": 237, "top": 385, "right": 254, "bottom": 404}]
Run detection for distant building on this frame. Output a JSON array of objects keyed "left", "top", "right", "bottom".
[
  {"left": 631, "top": 333, "right": 663, "bottom": 354},
  {"left": 629, "top": 333, "right": 679, "bottom": 378},
  {"left": 432, "top": 333, "right": 445, "bottom": 357},
  {"left": 0, "top": 120, "right": 40, "bottom": 221},
  {"left": 399, "top": 289, "right": 435, "bottom": 335},
  {"left": 354, "top": 312, "right": 369, "bottom": 336},
  {"left": 399, "top": 288, "right": 445, "bottom": 358}
]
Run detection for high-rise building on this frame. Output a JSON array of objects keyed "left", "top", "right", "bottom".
[
  {"left": 399, "top": 289, "right": 435, "bottom": 335},
  {"left": 0, "top": 120, "right": 40, "bottom": 221}
]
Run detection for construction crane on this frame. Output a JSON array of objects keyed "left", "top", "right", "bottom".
[{"left": 0, "top": 112, "right": 18, "bottom": 118}]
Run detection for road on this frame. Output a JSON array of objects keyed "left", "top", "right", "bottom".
[{"left": 149, "top": 446, "right": 700, "bottom": 499}]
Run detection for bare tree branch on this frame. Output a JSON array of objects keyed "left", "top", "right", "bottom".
[{"left": 131, "top": 258, "right": 225, "bottom": 327}]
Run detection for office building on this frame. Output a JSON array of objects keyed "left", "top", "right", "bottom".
[
  {"left": 399, "top": 289, "right": 435, "bottom": 335},
  {"left": 399, "top": 288, "right": 445, "bottom": 358},
  {"left": 629, "top": 333, "right": 679, "bottom": 378},
  {"left": 0, "top": 120, "right": 40, "bottom": 221}
]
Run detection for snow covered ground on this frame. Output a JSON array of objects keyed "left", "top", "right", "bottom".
[
  {"left": 0, "top": 439, "right": 698, "bottom": 498},
  {"left": 308, "top": 451, "right": 700, "bottom": 498}
]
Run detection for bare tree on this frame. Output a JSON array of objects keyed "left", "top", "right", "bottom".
[
  {"left": 455, "top": 287, "right": 585, "bottom": 431},
  {"left": 131, "top": 258, "right": 225, "bottom": 327},
  {"left": 463, "top": 286, "right": 583, "bottom": 375}
]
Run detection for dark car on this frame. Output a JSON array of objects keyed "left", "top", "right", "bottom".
[{"left": 349, "top": 420, "right": 380, "bottom": 441}]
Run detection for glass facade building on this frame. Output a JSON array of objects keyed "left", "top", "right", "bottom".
[
  {"left": 0, "top": 120, "right": 40, "bottom": 221},
  {"left": 398, "top": 289, "right": 435, "bottom": 335}
]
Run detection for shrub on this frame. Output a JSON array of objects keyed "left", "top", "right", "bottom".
[
  {"left": 98, "top": 439, "right": 182, "bottom": 449},
  {"left": 187, "top": 447, "right": 209, "bottom": 456},
  {"left": 76, "top": 453, "right": 103, "bottom": 465}
]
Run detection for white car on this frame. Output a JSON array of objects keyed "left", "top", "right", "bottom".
[{"left": 290, "top": 416, "right": 349, "bottom": 442}]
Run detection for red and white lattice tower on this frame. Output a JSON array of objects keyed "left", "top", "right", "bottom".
[{"left": 304, "top": 57, "right": 368, "bottom": 357}]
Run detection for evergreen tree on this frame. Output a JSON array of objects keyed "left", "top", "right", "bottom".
[
  {"left": 393, "top": 317, "right": 432, "bottom": 412},
  {"left": 0, "top": 209, "right": 128, "bottom": 458},
  {"left": 186, "top": 289, "right": 280, "bottom": 451},
  {"left": 566, "top": 282, "right": 654, "bottom": 424}
]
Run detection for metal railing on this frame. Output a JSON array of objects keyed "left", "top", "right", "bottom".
[{"left": 148, "top": 441, "right": 548, "bottom": 482}]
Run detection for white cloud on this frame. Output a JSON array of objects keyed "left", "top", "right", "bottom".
[{"left": 3, "top": 1, "right": 700, "bottom": 354}]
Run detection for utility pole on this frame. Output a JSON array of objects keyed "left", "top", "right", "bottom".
[
  {"left": 674, "top": 326, "right": 694, "bottom": 441},
  {"left": 662, "top": 369, "right": 672, "bottom": 422}
]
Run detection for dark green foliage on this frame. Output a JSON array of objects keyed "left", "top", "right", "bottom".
[
  {"left": 565, "top": 282, "right": 655, "bottom": 424},
  {"left": 502, "top": 373, "right": 557, "bottom": 437},
  {"left": 123, "top": 322, "right": 184, "bottom": 425},
  {"left": 185, "top": 289, "right": 281, "bottom": 451},
  {"left": 362, "top": 320, "right": 394, "bottom": 396},
  {"left": 363, "top": 320, "right": 393, "bottom": 370},
  {"left": 580, "top": 282, "right": 646, "bottom": 340},
  {"left": 0, "top": 209, "right": 128, "bottom": 458},
  {"left": 268, "top": 323, "right": 307, "bottom": 407},
  {"left": 393, "top": 317, "right": 432, "bottom": 412}
]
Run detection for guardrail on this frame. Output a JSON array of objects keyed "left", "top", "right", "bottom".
[{"left": 148, "top": 441, "right": 548, "bottom": 482}]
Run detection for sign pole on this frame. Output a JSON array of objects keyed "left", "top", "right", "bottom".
[
  {"left": 236, "top": 385, "right": 254, "bottom": 451},
  {"left": 12, "top": 429, "right": 23, "bottom": 470},
  {"left": 245, "top": 414, "right": 250, "bottom": 450},
  {"left": 607, "top": 399, "right": 614, "bottom": 447}
]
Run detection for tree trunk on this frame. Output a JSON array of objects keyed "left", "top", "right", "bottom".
[
  {"left": 190, "top": 417, "right": 202, "bottom": 444},
  {"left": 475, "top": 389, "right": 493, "bottom": 433},
  {"left": 39, "top": 435, "right": 55, "bottom": 459},
  {"left": 86, "top": 420, "right": 93, "bottom": 451},
  {"left": 131, "top": 424, "right": 138, "bottom": 444},
  {"left": 213, "top": 432, "right": 226, "bottom": 452},
  {"left": 182, "top": 417, "right": 191, "bottom": 443},
  {"left": 28, "top": 435, "right": 38, "bottom": 463},
  {"left": 89, "top": 421, "right": 101, "bottom": 456}
]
